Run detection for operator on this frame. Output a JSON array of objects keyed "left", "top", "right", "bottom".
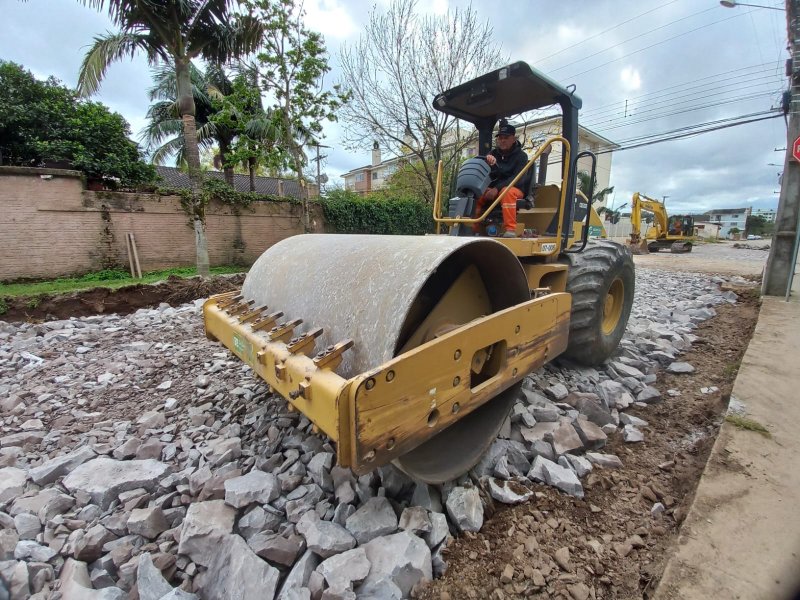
[{"left": 473, "top": 119, "right": 531, "bottom": 238}]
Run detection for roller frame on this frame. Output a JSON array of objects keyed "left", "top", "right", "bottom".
[{"left": 203, "top": 290, "right": 571, "bottom": 475}]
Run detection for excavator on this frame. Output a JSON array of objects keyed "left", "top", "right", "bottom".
[
  {"left": 203, "top": 62, "right": 635, "bottom": 484},
  {"left": 628, "top": 192, "right": 696, "bottom": 254}
]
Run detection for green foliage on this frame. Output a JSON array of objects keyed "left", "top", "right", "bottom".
[
  {"left": 0, "top": 61, "right": 156, "bottom": 186},
  {"left": 321, "top": 188, "right": 434, "bottom": 235},
  {"left": 0, "top": 265, "right": 245, "bottom": 298},
  {"left": 577, "top": 171, "right": 614, "bottom": 205},
  {"left": 745, "top": 214, "right": 773, "bottom": 237},
  {"left": 249, "top": 0, "right": 348, "bottom": 179},
  {"left": 725, "top": 414, "right": 771, "bottom": 438}
]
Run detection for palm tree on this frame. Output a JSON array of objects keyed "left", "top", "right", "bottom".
[
  {"left": 77, "top": 1, "right": 263, "bottom": 276},
  {"left": 142, "top": 62, "right": 237, "bottom": 185},
  {"left": 577, "top": 171, "right": 615, "bottom": 207}
]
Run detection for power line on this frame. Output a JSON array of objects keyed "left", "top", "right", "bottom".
[
  {"left": 595, "top": 110, "right": 782, "bottom": 154},
  {"left": 582, "top": 74, "right": 782, "bottom": 125},
  {"left": 584, "top": 88, "right": 783, "bottom": 131},
  {"left": 535, "top": 0, "right": 682, "bottom": 65},
  {"left": 550, "top": 5, "right": 718, "bottom": 73},
  {"left": 580, "top": 69, "right": 782, "bottom": 120},
  {"left": 565, "top": 10, "right": 755, "bottom": 80},
  {"left": 579, "top": 61, "right": 782, "bottom": 116}
]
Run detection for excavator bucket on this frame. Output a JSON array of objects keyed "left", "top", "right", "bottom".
[
  {"left": 204, "top": 234, "right": 571, "bottom": 483},
  {"left": 626, "top": 235, "right": 649, "bottom": 255}
]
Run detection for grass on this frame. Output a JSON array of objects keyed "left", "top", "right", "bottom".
[
  {"left": 725, "top": 414, "right": 772, "bottom": 438},
  {"left": 0, "top": 265, "right": 245, "bottom": 298},
  {"left": 722, "top": 361, "right": 741, "bottom": 378}
]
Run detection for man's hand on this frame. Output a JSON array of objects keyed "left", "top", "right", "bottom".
[
  {"left": 485, "top": 154, "right": 497, "bottom": 166},
  {"left": 484, "top": 187, "right": 498, "bottom": 201}
]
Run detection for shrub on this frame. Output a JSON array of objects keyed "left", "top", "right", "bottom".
[{"left": 321, "top": 189, "right": 434, "bottom": 235}]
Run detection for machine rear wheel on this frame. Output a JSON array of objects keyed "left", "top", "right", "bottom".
[{"left": 559, "top": 240, "right": 635, "bottom": 366}]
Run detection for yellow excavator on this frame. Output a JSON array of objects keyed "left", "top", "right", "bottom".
[
  {"left": 203, "top": 62, "right": 635, "bottom": 483},
  {"left": 628, "top": 192, "right": 696, "bottom": 254}
]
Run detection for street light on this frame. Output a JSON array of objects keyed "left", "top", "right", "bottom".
[{"left": 719, "top": 1, "right": 785, "bottom": 10}]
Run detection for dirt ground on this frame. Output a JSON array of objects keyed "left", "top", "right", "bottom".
[
  {"left": 416, "top": 290, "right": 761, "bottom": 600},
  {"left": 0, "top": 273, "right": 244, "bottom": 322},
  {"left": 627, "top": 240, "right": 770, "bottom": 278}
]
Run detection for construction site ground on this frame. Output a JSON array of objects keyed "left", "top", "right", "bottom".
[{"left": 2, "top": 239, "right": 796, "bottom": 600}]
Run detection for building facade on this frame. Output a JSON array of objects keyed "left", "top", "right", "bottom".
[
  {"left": 705, "top": 207, "right": 752, "bottom": 238},
  {"left": 752, "top": 207, "right": 777, "bottom": 222},
  {"left": 341, "top": 116, "right": 617, "bottom": 209}
]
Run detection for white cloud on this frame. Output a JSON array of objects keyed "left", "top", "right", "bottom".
[
  {"left": 303, "top": 0, "right": 357, "bottom": 40},
  {"left": 620, "top": 66, "right": 641, "bottom": 91}
]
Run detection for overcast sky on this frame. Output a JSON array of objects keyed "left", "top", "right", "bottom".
[{"left": 0, "top": 0, "right": 789, "bottom": 213}]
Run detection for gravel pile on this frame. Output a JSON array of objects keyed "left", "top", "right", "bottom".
[{"left": 0, "top": 267, "right": 738, "bottom": 599}]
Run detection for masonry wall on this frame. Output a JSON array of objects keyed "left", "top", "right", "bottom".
[{"left": 0, "top": 167, "right": 323, "bottom": 280}]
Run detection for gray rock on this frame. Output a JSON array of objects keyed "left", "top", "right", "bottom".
[
  {"left": 424, "top": 512, "right": 449, "bottom": 549},
  {"left": 595, "top": 380, "right": 634, "bottom": 410},
  {"left": 563, "top": 454, "right": 593, "bottom": 478},
  {"left": 316, "top": 546, "right": 370, "bottom": 590},
  {"left": 550, "top": 421, "right": 584, "bottom": 456},
  {"left": 14, "top": 540, "right": 57, "bottom": 562},
  {"left": 487, "top": 478, "right": 534, "bottom": 505},
  {"left": 571, "top": 418, "right": 607, "bottom": 450},
  {"left": 651, "top": 502, "right": 666, "bottom": 518},
  {"left": 410, "top": 483, "right": 442, "bottom": 513},
  {"left": 545, "top": 383, "right": 569, "bottom": 401},
  {"left": 248, "top": 532, "right": 305, "bottom": 567},
  {"left": 127, "top": 507, "right": 169, "bottom": 539},
  {"left": 345, "top": 497, "right": 398, "bottom": 545},
  {"left": 585, "top": 452, "right": 624, "bottom": 469},
  {"left": 332, "top": 503, "right": 356, "bottom": 527},
  {"left": 620, "top": 413, "right": 649, "bottom": 428},
  {"left": 520, "top": 422, "right": 558, "bottom": 444},
  {"left": 528, "top": 439, "right": 556, "bottom": 461},
  {"left": 136, "top": 552, "right": 172, "bottom": 600},
  {"left": 278, "top": 550, "right": 320, "bottom": 600},
  {"left": 62, "top": 458, "right": 169, "bottom": 509},
  {"left": 71, "top": 524, "right": 116, "bottom": 562},
  {"left": 29, "top": 446, "right": 96, "bottom": 486},
  {"left": 224, "top": 470, "right": 280, "bottom": 508},
  {"left": 0, "top": 468, "right": 27, "bottom": 504},
  {"left": 376, "top": 465, "right": 413, "bottom": 498},
  {"left": 237, "top": 505, "right": 283, "bottom": 539},
  {"left": 177, "top": 500, "right": 235, "bottom": 567},
  {"left": 359, "top": 531, "right": 432, "bottom": 597},
  {"left": 296, "top": 511, "right": 355, "bottom": 559},
  {"left": 444, "top": 487, "right": 483, "bottom": 533},
  {"left": 398, "top": 507, "right": 431, "bottom": 536},
  {"left": 527, "top": 456, "right": 583, "bottom": 498},
  {"left": 571, "top": 396, "right": 614, "bottom": 427},
  {"left": 637, "top": 386, "right": 662, "bottom": 404},
  {"left": 0, "top": 529, "right": 19, "bottom": 561},
  {"left": 307, "top": 453, "right": 334, "bottom": 493},
  {"left": 200, "top": 533, "right": 280, "bottom": 600},
  {"left": 622, "top": 425, "right": 644, "bottom": 443},
  {"left": 13, "top": 513, "right": 40, "bottom": 540},
  {"left": 666, "top": 361, "right": 695, "bottom": 374}
]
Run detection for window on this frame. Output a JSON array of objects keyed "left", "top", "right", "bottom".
[
  {"left": 355, "top": 173, "right": 365, "bottom": 182},
  {"left": 372, "top": 172, "right": 378, "bottom": 180}
]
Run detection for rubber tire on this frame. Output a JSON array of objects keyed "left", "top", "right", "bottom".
[
  {"left": 648, "top": 243, "right": 660, "bottom": 252},
  {"left": 559, "top": 240, "right": 635, "bottom": 366}
]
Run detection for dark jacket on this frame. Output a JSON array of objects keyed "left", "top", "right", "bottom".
[{"left": 489, "top": 141, "right": 530, "bottom": 193}]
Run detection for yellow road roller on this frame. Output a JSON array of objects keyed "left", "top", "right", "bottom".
[{"left": 203, "top": 62, "right": 635, "bottom": 483}]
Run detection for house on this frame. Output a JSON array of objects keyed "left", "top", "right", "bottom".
[
  {"left": 155, "top": 166, "right": 317, "bottom": 199},
  {"left": 705, "top": 207, "right": 752, "bottom": 238},
  {"left": 752, "top": 208, "right": 777, "bottom": 222},
  {"left": 342, "top": 116, "right": 618, "bottom": 209},
  {"left": 694, "top": 222, "right": 722, "bottom": 240}
]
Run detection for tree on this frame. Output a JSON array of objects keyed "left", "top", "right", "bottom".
[
  {"left": 338, "top": 0, "right": 505, "bottom": 203},
  {"left": 249, "top": 0, "right": 346, "bottom": 226},
  {"left": 745, "top": 214, "right": 772, "bottom": 237},
  {"left": 141, "top": 62, "right": 234, "bottom": 181},
  {"left": 0, "top": 61, "right": 155, "bottom": 185},
  {"left": 77, "top": 0, "right": 263, "bottom": 276},
  {"left": 577, "top": 171, "right": 614, "bottom": 206}
]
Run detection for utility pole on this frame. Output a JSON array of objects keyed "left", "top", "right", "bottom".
[
  {"left": 763, "top": 0, "right": 800, "bottom": 297},
  {"left": 312, "top": 143, "right": 330, "bottom": 198}
]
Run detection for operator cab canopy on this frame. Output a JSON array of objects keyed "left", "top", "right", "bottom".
[{"left": 431, "top": 61, "right": 582, "bottom": 130}]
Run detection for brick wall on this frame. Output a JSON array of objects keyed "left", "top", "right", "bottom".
[{"left": 0, "top": 167, "right": 323, "bottom": 280}]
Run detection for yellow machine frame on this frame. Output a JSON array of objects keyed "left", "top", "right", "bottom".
[{"left": 629, "top": 192, "right": 696, "bottom": 248}]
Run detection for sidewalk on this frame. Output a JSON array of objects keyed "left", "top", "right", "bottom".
[{"left": 655, "top": 292, "right": 800, "bottom": 599}]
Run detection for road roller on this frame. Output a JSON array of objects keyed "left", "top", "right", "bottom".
[{"left": 203, "top": 62, "right": 635, "bottom": 483}]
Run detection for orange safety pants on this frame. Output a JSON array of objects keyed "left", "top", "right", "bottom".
[{"left": 473, "top": 186, "right": 523, "bottom": 233}]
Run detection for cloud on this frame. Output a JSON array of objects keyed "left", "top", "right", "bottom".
[
  {"left": 303, "top": 0, "right": 357, "bottom": 40},
  {"left": 620, "top": 66, "right": 641, "bottom": 91}
]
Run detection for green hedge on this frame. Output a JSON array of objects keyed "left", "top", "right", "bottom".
[{"left": 321, "top": 189, "right": 435, "bottom": 235}]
